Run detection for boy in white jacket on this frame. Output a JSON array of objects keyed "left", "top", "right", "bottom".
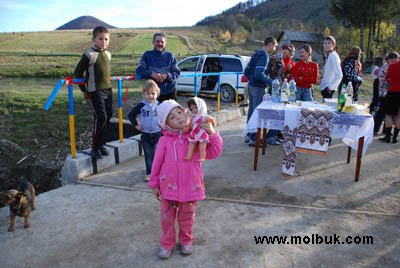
[{"left": 320, "top": 36, "right": 343, "bottom": 99}]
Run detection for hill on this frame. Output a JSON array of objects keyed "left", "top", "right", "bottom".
[
  {"left": 197, "top": 0, "right": 336, "bottom": 37},
  {"left": 56, "top": 16, "right": 117, "bottom": 30}
]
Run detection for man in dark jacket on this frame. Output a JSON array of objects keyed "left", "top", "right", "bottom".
[
  {"left": 136, "top": 32, "right": 180, "bottom": 103},
  {"left": 244, "top": 36, "right": 278, "bottom": 146}
]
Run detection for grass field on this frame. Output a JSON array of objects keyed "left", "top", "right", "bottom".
[
  {"left": 0, "top": 27, "right": 255, "bottom": 77},
  {"left": 115, "top": 33, "right": 189, "bottom": 56}
]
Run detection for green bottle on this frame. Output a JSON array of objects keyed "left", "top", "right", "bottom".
[{"left": 338, "top": 85, "right": 346, "bottom": 112}]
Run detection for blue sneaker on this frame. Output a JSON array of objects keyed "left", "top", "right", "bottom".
[
  {"left": 267, "top": 137, "right": 281, "bottom": 146},
  {"left": 248, "top": 140, "right": 263, "bottom": 147}
]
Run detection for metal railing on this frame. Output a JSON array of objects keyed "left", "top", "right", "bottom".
[
  {"left": 43, "top": 72, "right": 245, "bottom": 158},
  {"left": 178, "top": 71, "right": 244, "bottom": 111},
  {"left": 44, "top": 75, "right": 135, "bottom": 158}
]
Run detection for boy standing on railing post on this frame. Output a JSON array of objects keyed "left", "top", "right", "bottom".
[{"left": 74, "top": 26, "right": 112, "bottom": 159}]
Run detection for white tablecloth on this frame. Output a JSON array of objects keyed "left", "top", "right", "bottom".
[{"left": 243, "top": 101, "right": 374, "bottom": 155}]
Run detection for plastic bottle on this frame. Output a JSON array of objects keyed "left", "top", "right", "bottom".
[
  {"left": 337, "top": 84, "right": 346, "bottom": 112},
  {"left": 272, "top": 78, "right": 280, "bottom": 103},
  {"left": 289, "top": 78, "right": 296, "bottom": 103},
  {"left": 263, "top": 93, "right": 272, "bottom": 102},
  {"left": 281, "top": 78, "right": 288, "bottom": 103},
  {"left": 345, "top": 82, "right": 353, "bottom": 106}
]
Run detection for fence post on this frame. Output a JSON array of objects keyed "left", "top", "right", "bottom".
[
  {"left": 67, "top": 81, "right": 77, "bottom": 158},
  {"left": 217, "top": 75, "right": 221, "bottom": 113},
  {"left": 235, "top": 73, "right": 239, "bottom": 105},
  {"left": 194, "top": 75, "right": 198, "bottom": 97},
  {"left": 118, "top": 79, "right": 124, "bottom": 143}
]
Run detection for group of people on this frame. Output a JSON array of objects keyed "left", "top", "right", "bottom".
[
  {"left": 245, "top": 35, "right": 400, "bottom": 146},
  {"left": 73, "top": 26, "right": 400, "bottom": 259},
  {"left": 244, "top": 35, "right": 342, "bottom": 146},
  {"left": 370, "top": 52, "right": 400, "bottom": 143},
  {"left": 74, "top": 26, "right": 223, "bottom": 259}
]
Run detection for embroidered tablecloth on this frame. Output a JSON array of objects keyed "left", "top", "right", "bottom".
[
  {"left": 282, "top": 107, "right": 333, "bottom": 176},
  {"left": 243, "top": 101, "right": 374, "bottom": 175}
]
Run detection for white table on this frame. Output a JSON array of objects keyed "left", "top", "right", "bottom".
[{"left": 244, "top": 101, "right": 374, "bottom": 181}]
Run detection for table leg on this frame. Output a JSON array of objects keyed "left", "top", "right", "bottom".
[
  {"left": 253, "top": 127, "right": 261, "bottom": 170},
  {"left": 355, "top": 136, "right": 365, "bottom": 182},
  {"left": 347, "top": 147, "right": 351, "bottom": 164},
  {"left": 262, "top": 128, "right": 267, "bottom": 155}
]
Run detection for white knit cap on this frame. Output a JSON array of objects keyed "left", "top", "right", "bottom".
[{"left": 157, "top": 100, "right": 184, "bottom": 128}]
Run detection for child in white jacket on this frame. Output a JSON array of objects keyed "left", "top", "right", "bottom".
[{"left": 320, "top": 36, "right": 343, "bottom": 99}]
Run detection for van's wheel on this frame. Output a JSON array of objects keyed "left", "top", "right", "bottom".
[{"left": 220, "top": 85, "right": 236, "bottom": 103}]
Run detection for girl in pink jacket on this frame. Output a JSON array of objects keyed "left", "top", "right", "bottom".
[{"left": 149, "top": 100, "right": 223, "bottom": 259}]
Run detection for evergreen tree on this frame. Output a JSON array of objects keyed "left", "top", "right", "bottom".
[{"left": 330, "top": 0, "right": 400, "bottom": 62}]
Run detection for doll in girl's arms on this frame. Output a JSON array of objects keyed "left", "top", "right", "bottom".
[{"left": 185, "top": 97, "right": 216, "bottom": 161}]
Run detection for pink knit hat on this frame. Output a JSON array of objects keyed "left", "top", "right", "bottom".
[{"left": 157, "top": 100, "right": 185, "bottom": 128}]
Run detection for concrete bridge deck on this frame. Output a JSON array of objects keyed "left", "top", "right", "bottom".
[{"left": 1, "top": 116, "right": 399, "bottom": 268}]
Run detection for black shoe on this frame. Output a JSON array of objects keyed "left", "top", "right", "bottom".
[
  {"left": 91, "top": 149, "right": 103, "bottom": 159},
  {"left": 379, "top": 136, "right": 391, "bottom": 143},
  {"left": 276, "top": 132, "right": 284, "bottom": 140},
  {"left": 379, "top": 127, "right": 392, "bottom": 143},
  {"left": 244, "top": 137, "right": 249, "bottom": 143},
  {"left": 100, "top": 146, "right": 109, "bottom": 156},
  {"left": 393, "top": 128, "right": 399, "bottom": 144}
]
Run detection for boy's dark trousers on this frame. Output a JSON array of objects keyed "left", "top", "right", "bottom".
[
  {"left": 157, "top": 89, "right": 177, "bottom": 103},
  {"left": 90, "top": 88, "right": 113, "bottom": 150},
  {"left": 370, "top": 78, "right": 379, "bottom": 112},
  {"left": 374, "top": 97, "right": 386, "bottom": 134},
  {"left": 352, "top": 81, "right": 362, "bottom": 102},
  {"left": 141, "top": 132, "right": 161, "bottom": 175}
]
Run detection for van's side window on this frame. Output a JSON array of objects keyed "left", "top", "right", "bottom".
[
  {"left": 178, "top": 57, "right": 199, "bottom": 72},
  {"left": 219, "top": 58, "right": 242, "bottom": 72}
]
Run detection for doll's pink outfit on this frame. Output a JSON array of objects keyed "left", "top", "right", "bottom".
[
  {"left": 189, "top": 115, "right": 209, "bottom": 142},
  {"left": 188, "top": 97, "right": 209, "bottom": 143}
]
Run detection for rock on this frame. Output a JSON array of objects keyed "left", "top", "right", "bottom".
[{"left": 105, "top": 117, "right": 141, "bottom": 142}]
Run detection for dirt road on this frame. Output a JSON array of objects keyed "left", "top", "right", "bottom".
[{"left": 1, "top": 116, "right": 399, "bottom": 267}]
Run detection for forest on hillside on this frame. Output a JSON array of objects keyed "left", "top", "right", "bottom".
[{"left": 197, "top": 0, "right": 400, "bottom": 64}]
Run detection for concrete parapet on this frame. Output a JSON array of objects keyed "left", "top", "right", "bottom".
[
  {"left": 225, "top": 108, "right": 241, "bottom": 121},
  {"left": 213, "top": 111, "right": 228, "bottom": 124},
  {"left": 61, "top": 138, "right": 140, "bottom": 183},
  {"left": 61, "top": 107, "right": 244, "bottom": 184}
]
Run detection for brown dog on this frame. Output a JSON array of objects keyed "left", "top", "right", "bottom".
[{"left": 5, "top": 180, "right": 36, "bottom": 232}]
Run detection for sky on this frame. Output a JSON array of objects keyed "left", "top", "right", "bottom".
[{"left": 0, "top": 0, "right": 242, "bottom": 32}]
